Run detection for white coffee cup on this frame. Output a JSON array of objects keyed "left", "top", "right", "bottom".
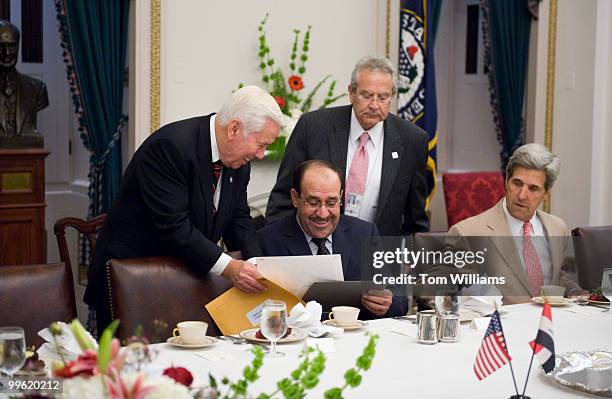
[
  {"left": 172, "top": 321, "right": 208, "bottom": 344},
  {"left": 540, "top": 285, "right": 565, "bottom": 303},
  {"left": 328, "top": 306, "right": 360, "bottom": 326}
]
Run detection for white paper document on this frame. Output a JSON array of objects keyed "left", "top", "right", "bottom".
[{"left": 256, "top": 254, "right": 344, "bottom": 297}]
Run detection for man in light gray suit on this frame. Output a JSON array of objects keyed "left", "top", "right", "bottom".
[
  {"left": 266, "top": 56, "right": 429, "bottom": 236},
  {"left": 448, "top": 143, "right": 586, "bottom": 304}
]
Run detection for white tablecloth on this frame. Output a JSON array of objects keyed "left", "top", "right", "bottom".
[{"left": 151, "top": 303, "right": 612, "bottom": 398}]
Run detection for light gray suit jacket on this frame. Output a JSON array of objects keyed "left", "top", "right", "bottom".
[{"left": 448, "top": 199, "right": 579, "bottom": 304}]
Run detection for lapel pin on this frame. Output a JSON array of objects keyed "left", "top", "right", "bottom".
[
  {"left": 229, "top": 176, "right": 233, "bottom": 183},
  {"left": 392, "top": 151, "right": 399, "bottom": 159}
]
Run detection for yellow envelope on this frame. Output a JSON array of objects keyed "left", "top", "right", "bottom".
[{"left": 205, "top": 278, "right": 304, "bottom": 336}]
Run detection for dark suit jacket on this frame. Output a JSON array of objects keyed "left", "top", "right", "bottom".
[
  {"left": 88, "top": 114, "right": 261, "bottom": 328},
  {"left": 265, "top": 105, "right": 429, "bottom": 235},
  {"left": 258, "top": 214, "right": 407, "bottom": 318}
]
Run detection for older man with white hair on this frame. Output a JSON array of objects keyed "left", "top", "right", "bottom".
[
  {"left": 448, "top": 143, "right": 585, "bottom": 304},
  {"left": 88, "top": 86, "right": 284, "bottom": 333}
]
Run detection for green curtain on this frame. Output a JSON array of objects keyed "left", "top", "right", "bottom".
[
  {"left": 481, "top": 0, "right": 534, "bottom": 171},
  {"left": 55, "top": 0, "right": 129, "bottom": 216}
]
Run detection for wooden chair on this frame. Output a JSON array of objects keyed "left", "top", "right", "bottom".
[
  {"left": 53, "top": 214, "right": 107, "bottom": 275},
  {"left": 106, "top": 256, "right": 233, "bottom": 340},
  {"left": 0, "top": 262, "right": 76, "bottom": 347}
]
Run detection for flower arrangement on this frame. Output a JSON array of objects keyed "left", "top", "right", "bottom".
[
  {"left": 240, "top": 14, "right": 346, "bottom": 160},
  {"left": 48, "top": 320, "right": 194, "bottom": 399},
  {"left": 42, "top": 320, "right": 379, "bottom": 398}
]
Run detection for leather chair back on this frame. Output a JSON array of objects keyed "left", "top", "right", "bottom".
[
  {"left": 442, "top": 171, "right": 505, "bottom": 227},
  {"left": 572, "top": 226, "right": 612, "bottom": 291},
  {"left": 0, "top": 262, "right": 76, "bottom": 348},
  {"left": 106, "top": 257, "right": 233, "bottom": 340}
]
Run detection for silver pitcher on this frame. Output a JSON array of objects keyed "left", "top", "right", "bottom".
[
  {"left": 417, "top": 310, "right": 438, "bottom": 344},
  {"left": 437, "top": 314, "right": 460, "bottom": 343}
]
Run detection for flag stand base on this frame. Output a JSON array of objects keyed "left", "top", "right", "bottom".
[{"left": 509, "top": 396, "right": 531, "bottom": 399}]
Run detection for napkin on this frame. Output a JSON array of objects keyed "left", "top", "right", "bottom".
[
  {"left": 36, "top": 322, "right": 98, "bottom": 360},
  {"left": 459, "top": 296, "right": 503, "bottom": 320},
  {"left": 288, "top": 301, "right": 343, "bottom": 337}
]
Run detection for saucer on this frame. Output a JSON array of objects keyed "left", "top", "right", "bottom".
[
  {"left": 239, "top": 327, "right": 307, "bottom": 344},
  {"left": 323, "top": 319, "right": 368, "bottom": 330},
  {"left": 587, "top": 299, "right": 610, "bottom": 305},
  {"left": 531, "top": 296, "right": 575, "bottom": 306},
  {"left": 166, "top": 336, "right": 217, "bottom": 348}
]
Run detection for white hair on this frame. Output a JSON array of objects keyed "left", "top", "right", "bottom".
[
  {"left": 350, "top": 55, "right": 397, "bottom": 94},
  {"left": 506, "top": 143, "right": 560, "bottom": 190},
  {"left": 217, "top": 85, "right": 285, "bottom": 135}
]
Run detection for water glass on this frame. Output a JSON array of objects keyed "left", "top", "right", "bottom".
[
  {"left": 602, "top": 268, "right": 612, "bottom": 314},
  {"left": 0, "top": 326, "right": 26, "bottom": 377},
  {"left": 260, "top": 300, "right": 288, "bottom": 357}
]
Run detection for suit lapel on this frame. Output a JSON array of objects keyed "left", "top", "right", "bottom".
[
  {"left": 331, "top": 220, "right": 351, "bottom": 280},
  {"left": 537, "top": 209, "right": 564, "bottom": 283},
  {"left": 212, "top": 167, "right": 236, "bottom": 237},
  {"left": 282, "top": 215, "right": 312, "bottom": 256},
  {"left": 197, "top": 116, "right": 215, "bottom": 237},
  {"left": 328, "top": 107, "right": 351, "bottom": 183},
  {"left": 488, "top": 201, "right": 532, "bottom": 294},
  {"left": 376, "top": 118, "right": 404, "bottom": 219},
  {"left": 15, "top": 74, "right": 23, "bottom": 135}
]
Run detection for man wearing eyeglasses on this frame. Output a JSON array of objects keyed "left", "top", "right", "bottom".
[
  {"left": 266, "top": 55, "right": 429, "bottom": 237},
  {"left": 259, "top": 160, "right": 407, "bottom": 317}
]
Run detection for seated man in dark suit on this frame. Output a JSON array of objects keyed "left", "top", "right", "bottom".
[{"left": 259, "top": 160, "right": 407, "bottom": 318}]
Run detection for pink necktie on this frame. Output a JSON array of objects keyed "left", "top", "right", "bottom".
[
  {"left": 522, "top": 222, "right": 544, "bottom": 296},
  {"left": 345, "top": 132, "right": 370, "bottom": 202}
]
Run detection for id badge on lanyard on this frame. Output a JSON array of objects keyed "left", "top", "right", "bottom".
[{"left": 345, "top": 192, "right": 364, "bottom": 217}]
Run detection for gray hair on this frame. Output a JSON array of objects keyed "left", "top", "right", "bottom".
[
  {"left": 217, "top": 85, "right": 285, "bottom": 135},
  {"left": 506, "top": 143, "right": 560, "bottom": 190},
  {"left": 350, "top": 55, "right": 397, "bottom": 94}
]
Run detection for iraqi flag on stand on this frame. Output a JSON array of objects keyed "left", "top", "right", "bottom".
[
  {"left": 529, "top": 302, "right": 555, "bottom": 373},
  {"left": 473, "top": 310, "right": 512, "bottom": 380}
]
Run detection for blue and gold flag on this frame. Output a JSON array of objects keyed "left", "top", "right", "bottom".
[{"left": 398, "top": 0, "right": 439, "bottom": 208}]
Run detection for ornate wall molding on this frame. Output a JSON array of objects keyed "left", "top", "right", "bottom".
[
  {"left": 150, "top": 0, "right": 161, "bottom": 133},
  {"left": 543, "top": 0, "right": 557, "bottom": 213},
  {"left": 385, "top": 0, "right": 391, "bottom": 58}
]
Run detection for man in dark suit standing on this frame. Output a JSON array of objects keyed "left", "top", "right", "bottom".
[
  {"left": 88, "top": 86, "right": 285, "bottom": 332},
  {"left": 266, "top": 56, "right": 429, "bottom": 236},
  {"left": 259, "top": 160, "right": 407, "bottom": 318}
]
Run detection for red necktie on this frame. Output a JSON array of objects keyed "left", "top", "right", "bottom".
[
  {"left": 211, "top": 161, "right": 223, "bottom": 193},
  {"left": 345, "top": 132, "right": 370, "bottom": 203},
  {"left": 522, "top": 222, "right": 544, "bottom": 296}
]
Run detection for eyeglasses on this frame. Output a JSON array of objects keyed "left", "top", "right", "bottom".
[
  {"left": 301, "top": 198, "right": 342, "bottom": 210},
  {"left": 355, "top": 91, "right": 393, "bottom": 105}
]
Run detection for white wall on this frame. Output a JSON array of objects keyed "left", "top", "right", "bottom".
[
  {"left": 551, "top": 0, "right": 612, "bottom": 228},
  {"left": 160, "top": 0, "right": 387, "bottom": 200}
]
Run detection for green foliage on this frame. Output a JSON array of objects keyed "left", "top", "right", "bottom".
[
  {"left": 97, "top": 319, "right": 120, "bottom": 374},
  {"left": 323, "top": 333, "right": 379, "bottom": 399},
  {"left": 210, "top": 334, "right": 378, "bottom": 399},
  {"left": 251, "top": 13, "right": 345, "bottom": 116}
]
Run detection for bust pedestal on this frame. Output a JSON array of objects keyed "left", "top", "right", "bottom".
[{"left": 0, "top": 148, "right": 49, "bottom": 265}]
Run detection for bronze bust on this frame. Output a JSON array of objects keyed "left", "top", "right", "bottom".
[{"left": 0, "top": 20, "right": 49, "bottom": 148}]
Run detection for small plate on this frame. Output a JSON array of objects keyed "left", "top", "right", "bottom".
[
  {"left": 322, "top": 319, "right": 368, "bottom": 330},
  {"left": 531, "top": 296, "right": 575, "bottom": 306},
  {"left": 239, "top": 327, "right": 307, "bottom": 344},
  {"left": 166, "top": 336, "right": 217, "bottom": 349},
  {"left": 588, "top": 299, "right": 610, "bottom": 305}
]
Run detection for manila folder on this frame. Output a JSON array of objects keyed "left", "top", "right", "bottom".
[{"left": 205, "top": 278, "right": 304, "bottom": 336}]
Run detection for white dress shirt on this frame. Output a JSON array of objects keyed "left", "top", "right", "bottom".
[
  {"left": 502, "top": 198, "right": 552, "bottom": 284},
  {"left": 344, "top": 109, "right": 384, "bottom": 223},
  {"left": 296, "top": 215, "right": 333, "bottom": 255},
  {"left": 208, "top": 114, "right": 233, "bottom": 276}
]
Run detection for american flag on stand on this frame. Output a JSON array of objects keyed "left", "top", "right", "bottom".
[
  {"left": 474, "top": 310, "right": 512, "bottom": 380},
  {"left": 529, "top": 302, "right": 555, "bottom": 373}
]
